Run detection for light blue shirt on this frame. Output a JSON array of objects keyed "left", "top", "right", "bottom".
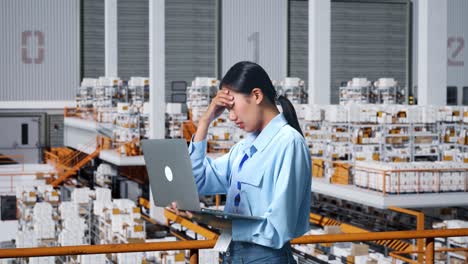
[{"left": 188, "top": 113, "right": 312, "bottom": 249}]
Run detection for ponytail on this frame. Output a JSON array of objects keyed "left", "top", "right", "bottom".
[{"left": 277, "top": 95, "right": 303, "bottom": 137}]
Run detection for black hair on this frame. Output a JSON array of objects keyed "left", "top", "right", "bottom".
[{"left": 220, "top": 61, "right": 303, "bottom": 136}]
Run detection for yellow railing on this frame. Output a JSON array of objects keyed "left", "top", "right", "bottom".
[
  {"left": 1, "top": 210, "right": 467, "bottom": 264},
  {"left": 0, "top": 228, "right": 467, "bottom": 263}
]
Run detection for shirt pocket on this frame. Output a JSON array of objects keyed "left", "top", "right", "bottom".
[
  {"left": 237, "top": 169, "right": 264, "bottom": 187},
  {"left": 237, "top": 169, "right": 265, "bottom": 216}
]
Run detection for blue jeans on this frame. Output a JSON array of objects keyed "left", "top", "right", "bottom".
[{"left": 221, "top": 241, "right": 296, "bottom": 264}]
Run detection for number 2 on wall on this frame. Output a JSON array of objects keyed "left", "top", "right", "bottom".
[{"left": 448, "top": 36, "right": 464, "bottom": 67}]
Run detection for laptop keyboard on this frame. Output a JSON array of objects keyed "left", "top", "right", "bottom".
[{"left": 201, "top": 208, "right": 224, "bottom": 215}]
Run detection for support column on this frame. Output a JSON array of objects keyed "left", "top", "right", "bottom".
[
  {"left": 149, "top": 0, "right": 166, "bottom": 224},
  {"left": 417, "top": 0, "right": 447, "bottom": 105},
  {"left": 104, "top": 0, "right": 118, "bottom": 77},
  {"left": 308, "top": 0, "right": 331, "bottom": 105}
]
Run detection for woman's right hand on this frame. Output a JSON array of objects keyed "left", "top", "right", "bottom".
[
  {"left": 201, "top": 89, "right": 235, "bottom": 124},
  {"left": 194, "top": 89, "right": 234, "bottom": 142}
]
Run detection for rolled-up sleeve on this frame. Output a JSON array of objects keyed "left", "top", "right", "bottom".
[
  {"left": 231, "top": 138, "right": 312, "bottom": 249},
  {"left": 189, "top": 139, "right": 238, "bottom": 195}
]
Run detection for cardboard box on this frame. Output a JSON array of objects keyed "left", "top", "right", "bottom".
[
  {"left": 351, "top": 243, "right": 369, "bottom": 256},
  {"left": 324, "top": 226, "right": 342, "bottom": 234},
  {"left": 312, "top": 159, "right": 325, "bottom": 178},
  {"left": 331, "top": 163, "right": 351, "bottom": 185}
]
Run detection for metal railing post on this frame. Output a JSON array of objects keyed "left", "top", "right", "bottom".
[
  {"left": 388, "top": 206, "right": 425, "bottom": 262},
  {"left": 425, "top": 237, "right": 435, "bottom": 264},
  {"left": 189, "top": 249, "right": 199, "bottom": 264}
]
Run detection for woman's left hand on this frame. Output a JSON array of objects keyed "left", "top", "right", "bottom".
[
  {"left": 168, "top": 201, "right": 194, "bottom": 219},
  {"left": 168, "top": 202, "right": 232, "bottom": 230}
]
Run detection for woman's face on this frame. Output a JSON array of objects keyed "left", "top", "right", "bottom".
[{"left": 222, "top": 87, "right": 261, "bottom": 133}]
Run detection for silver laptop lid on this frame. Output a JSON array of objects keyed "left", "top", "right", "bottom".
[{"left": 142, "top": 139, "right": 201, "bottom": 212}]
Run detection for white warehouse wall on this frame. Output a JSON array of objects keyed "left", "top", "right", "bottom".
[
  {"left": 412, "top": 0, "right": 468, "bottom": 104},
  {"left": 0, "top": 0, "right": 79, "bottom": 105},
  {"left": 447, "top": 0, "right": 468, "bottom": 93},
  {"left": 222, "top": 0, "right": 288, "bottom": 80}
]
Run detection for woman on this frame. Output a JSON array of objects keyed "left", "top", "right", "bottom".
[{"left": 189, "top": 61, "right": 311, "bottom": 263}]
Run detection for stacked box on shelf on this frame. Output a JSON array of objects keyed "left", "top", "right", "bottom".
[
  {"left": 339, "top": 77, "right": 405, "bottom": 106},
  {"left": 409, "top": 106, "right": 439, "bottom": 162},
  {"left": 312, "top": 159, "right": 325, "bottom": 178},
  {"left": 339, "top": 78, "right": 376, "bottom": 105},
  {"left": 79, "top": 254, "right": 107, "bottom": 264},
  {"left": 94, "top": 163, "right": 117, "bottom": 188},
  {"left": 412, "top": 122, "right": 440, "bottom": 161},
  {"left": 439, "top": 106, "right": 462, "bottom": 161},
  {"left": 94, "top": 77, "right": 123, "bottom": 123},
  {"left": 93, "top": 193, "right": 113, "bottom": 245},
  {"left": 349, "top": 105, "right": 381, "bottom": 162},
  {"left": 128, "top": 77, "right": 149, "bottom": 111},
  {"left": 113, "top": 102, "right": 141, "bottom": 156},
  {"left": 355, "top": 162, "right": 410, "bottom": 194},
  {"left": 58, "top": 189, "right": 93, "bottom": 246},
  {"left": 325, "top": 106, "right": 351, "bottom": 162},
  {"left": 29, "top": 257, "right": 56, "bottom": 264},
  {"left": 277, "top": 77, "right": 307, "bottom": 104},
  {"left": 32, "top": 202, "right": 56, "bottom": 242},
  {"left": 144, "top": 237, "right": 188, "bottom": 264},
  {"left": 16, "top": 186, "right": 37, "bottom": 243},
  {"left": 16, "top": 230, "right": 37, "bottom": 248},
  {"left": 166, "top": 103, "right": 188, "bottom": 139},
  {"left": 374, "top": 78, "right": 405, "bottom": 104},
  {"left": 207, "top": 112, "right": 240, "bottom": 153},
  {"left": 37, "top": 185, "right": 60, "bottom": 204},
  {"left": 378, "top": 106, "right": 412, "bottom": 162},
  {"left": 58, "top": 217, "right": 87, "bottom": 246},
  {"left": 140, "top": 102, "right": 150, "bottom": 139},
  {"left": 324, "top": 106, "right": 353, "bottom": 183},
  {"left": 330, "top": 162, "right": 352, "bottom": 185},
  {"left": 302, "top": 105, "right": 326, "bottom": 158},
  {"left": 464, "top": 107, "right": 468, "bottom": 124},
  {"left": 71, "top": 187, "right": 92, "bottom": 204},
  {"left": 303, "top": 103, "right": 323, "bottom": 181},
  {"left": 125, "top": 77, "right": 150, "bottom": 150},
  {"left": 16, "top": 185, "right": 37, "bottom": 205},
  {"left": 460, "top": 108, "right": 468, "bottom": 162},
  {"left": 95, "top": 197, "right": 146, "bottom": 245},
  {"left": 115, "top": 252, "right": 145, "bottom": 264},
  {"left": 186, "top": 77, "right": 218, "bottom": 123},
  {"left": 76, "top": 78, "right": 98, "bottom": 120}
]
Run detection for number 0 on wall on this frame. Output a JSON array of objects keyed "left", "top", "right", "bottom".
[{"left": 21, "top": 31, "right": 44, "bottom": 64}]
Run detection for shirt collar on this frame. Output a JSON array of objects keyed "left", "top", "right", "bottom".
[
  {"left": 241, "top": 113, "right": 287, "bottom": 156},
  {"left": 241, "top": 132, "right": 258, "bottom": 157}
]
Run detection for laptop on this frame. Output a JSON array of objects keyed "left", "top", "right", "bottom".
[{"left": 142, "top": 139, "right": 263, "bottom": 221}]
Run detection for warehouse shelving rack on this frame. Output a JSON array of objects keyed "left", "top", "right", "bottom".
[
  {"left": 411, "top": 122, "right": 440, "bottom": 161},
  {"left": 381, "top": 123, "right": 411, "bottom": 163}
]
